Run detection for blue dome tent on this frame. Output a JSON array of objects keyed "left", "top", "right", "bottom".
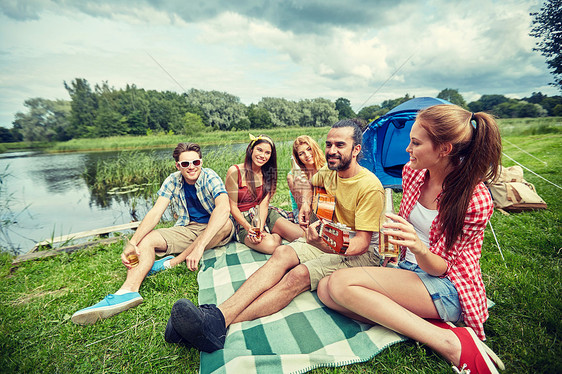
[{"left": 360, "top": 97, "right": 452, "bottom": 189}]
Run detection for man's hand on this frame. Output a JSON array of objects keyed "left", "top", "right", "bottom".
[
  {"left": 184, "top": 247, "right": 204, "bottom": 271},
  {"left": 299, "top": 204, "right": 311, "bottom": 230},
  {"left": 121, "top": 241, "right": 140, "bottom": 270},
  {"left": 304, "top": 221, "right": 335, "bottom": 254}
]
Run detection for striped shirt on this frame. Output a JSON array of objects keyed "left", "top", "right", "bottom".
[
  {"left": 157, "top": 168, "right": 227, "bottom": 227},
  {"left": 399, "top": 162, "right": 492, "bottom": 340}
]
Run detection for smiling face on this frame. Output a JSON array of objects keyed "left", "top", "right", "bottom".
[
  {"left": 406, "top": 120, "right": 442, "bottom": 170},
  {"left": 251, "top": 142, "right": 272, "bottom": 169},
  {"left": 325, "top": 126, "right": 359, "bottom": 172},
  {"left": 296, "top": 143, "right": 315, "bottom": 168},
  {"left": 176, "top": 150, "right": 202, "bottom": 184}
]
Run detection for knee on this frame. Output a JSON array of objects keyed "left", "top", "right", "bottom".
[
  {"left": 271, "top": 245, "right": 298, "bottom": 265},
  {"left": 283, "top": 265, "right": 310, "bottom": 290},
  {"left": 263, "top": 234, "right": 282, "bottom": 248},
  {"left": 316, "top": 277, "right": 330, "bottom": 304},
  {"left": 325, "top": 269, "right": 353, "bottom": 304}
]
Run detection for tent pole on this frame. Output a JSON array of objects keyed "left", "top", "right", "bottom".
[{"left": 488, "top": 221, "right": 507, "bottom": 268}]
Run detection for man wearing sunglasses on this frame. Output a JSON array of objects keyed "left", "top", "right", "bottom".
[{"left": 71, "top": 142, "right": 234, "bottom": 325}]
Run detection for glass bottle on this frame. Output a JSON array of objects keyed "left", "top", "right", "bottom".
[
  {"left": 251, "top": 205, "right": 261, "bottom": 239},
  {"left": 379, "top": 188, "right": 400, "bottom": 257}
]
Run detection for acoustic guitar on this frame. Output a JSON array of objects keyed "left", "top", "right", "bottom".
[{"left": 311, "top": 187, "right": 353, "bottom": 254}]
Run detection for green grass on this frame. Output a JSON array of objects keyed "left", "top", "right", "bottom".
[
  {"left": 0, "top": 131, "right": 561, "bottom": 373},
  {"left": 48, "top": 126, "right": 330, "bottom": 153}
]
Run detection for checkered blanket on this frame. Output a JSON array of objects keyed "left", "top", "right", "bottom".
[{"left": 197, "top": 241, "right": 406, "bottom": 374}]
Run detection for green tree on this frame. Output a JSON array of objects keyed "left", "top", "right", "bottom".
[
  {"left": 258, "top": 97, "right": 300, "bottom": 127},
  {"left": 356, "top": 104, "right": 384, "bottom": 122},
  {"left": 12, "top": 98, "right": 71, "bottom": 142},
  {"left": 248, "top": 104, "right": 273, "bottom": 129},
  {"left": 530, "top": 0, "right": 562, "bottom": 91},
  {"left": 468, "top": 94, "right": 509, "bottom": 112},
  {"left": 185, "top": 89, "right": 247, "bottom": 130},
  {"left": 64, "top": 78, "right": 97, "bottom": 138},
  {"left": 298, "top": 98, "right": 339, "bottom": 127},
  {"left": 178, "top": 112, "right": 206, "bottom": 136},
  {"left": 335, "top": 97, "right": 356, "bottom": 120},
  {"left": 437, "top": 88, "right": 467, "bottom": 108}
]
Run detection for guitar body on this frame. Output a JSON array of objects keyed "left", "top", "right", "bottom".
[{"left": 312, "top": 187, "right": 353, "bottom": 254}]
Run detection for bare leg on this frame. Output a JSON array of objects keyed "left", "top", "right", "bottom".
[
  {"left": 244, "top": 232, "right": 282, "bottom": 254},
  {"left": 319, "top": 267, "right": 462, "bottom": 365},
  {"left": 230, "top": 263, "right": 311, "bottom": 324},
  {"left": 272, "top": 217, "right": 304, "bottom": 242},
  {"left": 120, "top": 230, "right": 167, "bottom": 292},
  {"left": 218, "top": 244, "right": 300, "bottom": 326}
]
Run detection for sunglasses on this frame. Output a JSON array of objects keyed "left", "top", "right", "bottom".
[{"left": 177, "top": 159, "right": 202, "bottom": 168}]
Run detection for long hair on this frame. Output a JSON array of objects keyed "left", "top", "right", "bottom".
[
  {"left": 243, "top": 136, "right": 277, "bottom": 199},
  {"left": 417, "top": 104, "right": 502, "bottom": 251},
  {"left": 292, "top": 135, "right": 326, "bottom": 173}
]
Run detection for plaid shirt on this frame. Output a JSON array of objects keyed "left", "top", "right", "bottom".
[
  {"left": 157, "top": 168, "right": 227, "bottom": 227},
  {"left": 399, "top": 162, "right": 492, "bottom": 340}
]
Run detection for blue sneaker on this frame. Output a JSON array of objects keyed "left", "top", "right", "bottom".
[
  {"left": 148, "top": 255, "right": 174, "bottom": 276},
  {"left": 71, "top": 292, "right": 143, "bottom": 325}
]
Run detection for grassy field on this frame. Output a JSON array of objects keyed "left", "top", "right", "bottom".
[{"left": 0, "top": 122, "right": 560, "bottom": 373}]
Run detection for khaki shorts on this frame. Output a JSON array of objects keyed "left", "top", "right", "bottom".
[
  {"left": 289, "top": 236, "right": 382, "bottom": 290},
  {"left": 156, "top": 222, "right": 234, "bottom": 256}
]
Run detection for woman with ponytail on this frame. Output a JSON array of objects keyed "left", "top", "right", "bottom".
[{"left": 316, "top": 105, "right": 504, "bottom": 373}]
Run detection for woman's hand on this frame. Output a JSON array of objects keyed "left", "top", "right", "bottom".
[
  {"left": 246, "top": 227, "right": 264, "bottom": 244},
  {"left": 383, "top": 213, "right": 426, "bottom": 256}
]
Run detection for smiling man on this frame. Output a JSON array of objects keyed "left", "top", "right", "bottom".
[
  {"left": 163, "top": 119, "right": 385, "bottom": 352},
  {"left": 72, "top": 142, "right": 234, "bottom": 325}
]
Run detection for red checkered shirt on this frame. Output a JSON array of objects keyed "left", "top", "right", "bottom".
[{"left": 399, "top": 162, "right": 492, "bottom": 340}]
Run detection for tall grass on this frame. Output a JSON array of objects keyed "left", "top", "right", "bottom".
[
  {"left": 50, "top": 127, "right": 330, "bottom": 153},
  {"left": 497, "top": 116, "right": 562, "bottom": 136},
  {"left": 0, "top": 129, "right": 560, "bottom": 373}
]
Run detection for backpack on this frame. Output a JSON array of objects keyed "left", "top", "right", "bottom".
[{"left": 487, "top": 165, "right": 547, "bottom": 212}]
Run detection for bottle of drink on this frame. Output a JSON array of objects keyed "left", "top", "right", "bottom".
[
  {"left": 379, "top": 188, "right": 400, "bottom": 257},
  {"left": 251, "top": 205, "right": 261, "bottom": 239}
]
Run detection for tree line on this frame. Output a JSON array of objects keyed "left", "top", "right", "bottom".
[{"left": 1, "top": 78, "right": 561, "bottom": 143}]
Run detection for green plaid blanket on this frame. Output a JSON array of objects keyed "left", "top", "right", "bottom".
[{"left": 197, "top": 241, "right": 406, "bottom": 374}]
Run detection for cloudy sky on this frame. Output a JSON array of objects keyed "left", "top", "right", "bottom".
[{"left": 0, "top": 0, "right": 557, "bottom": 128}]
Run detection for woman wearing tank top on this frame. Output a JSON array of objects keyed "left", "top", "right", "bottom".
[{"left": 225, "top": 134, "right": 304, "bottom": 254}]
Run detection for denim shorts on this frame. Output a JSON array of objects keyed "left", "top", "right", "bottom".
[{"left": 398, "top": 261, "right": 463, "bottom": 323}]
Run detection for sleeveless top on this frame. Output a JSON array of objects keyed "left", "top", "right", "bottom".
[{"left": 235, "top": 164, "right": 264, "bottom": 212}]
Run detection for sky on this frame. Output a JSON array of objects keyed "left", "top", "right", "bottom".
[{"left": 0, "top": 0, "right": 558, "bottom": 128}]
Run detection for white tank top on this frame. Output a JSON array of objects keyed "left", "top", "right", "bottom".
[{"left": 404, "top": 201, "right": 438, "bottom": 264}]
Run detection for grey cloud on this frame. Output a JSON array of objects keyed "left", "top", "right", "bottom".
[
  {"left": 0, "top": 0, "right": 43, "bottom": 20},
  {"left": 2, "top": 0, "right": 414, "bottom": 33}
]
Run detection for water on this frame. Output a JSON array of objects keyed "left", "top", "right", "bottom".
[{"left": 0, "top": 144, "right": 247, "bottom": 254}]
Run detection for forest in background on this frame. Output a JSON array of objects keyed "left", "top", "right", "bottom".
[{"left": 1, "top": 78, "right": 562, "bottom": 143}]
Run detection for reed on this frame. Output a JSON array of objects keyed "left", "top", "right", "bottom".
[{"left": 50, "top": 127, "right": 330, "bottom": 153}]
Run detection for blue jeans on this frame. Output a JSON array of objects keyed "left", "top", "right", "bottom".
[{"left": 399, "top": 261, "right": 463, "bottom": 323}]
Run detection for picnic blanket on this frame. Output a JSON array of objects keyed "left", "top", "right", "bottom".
[{"left": 197, "top": 241, "right": 406, "bottom": 374}]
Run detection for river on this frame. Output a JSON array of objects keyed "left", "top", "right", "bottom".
[{"left": 0, "top": 144, "right": 247, "bottom": 254}]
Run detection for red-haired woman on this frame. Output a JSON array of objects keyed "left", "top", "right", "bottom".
[
  {"left": 287, "top": 135, "right": 326, "bottom": 219},
  {"left": 317, "top": 105, "right": 504, "bottom": 373}
]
